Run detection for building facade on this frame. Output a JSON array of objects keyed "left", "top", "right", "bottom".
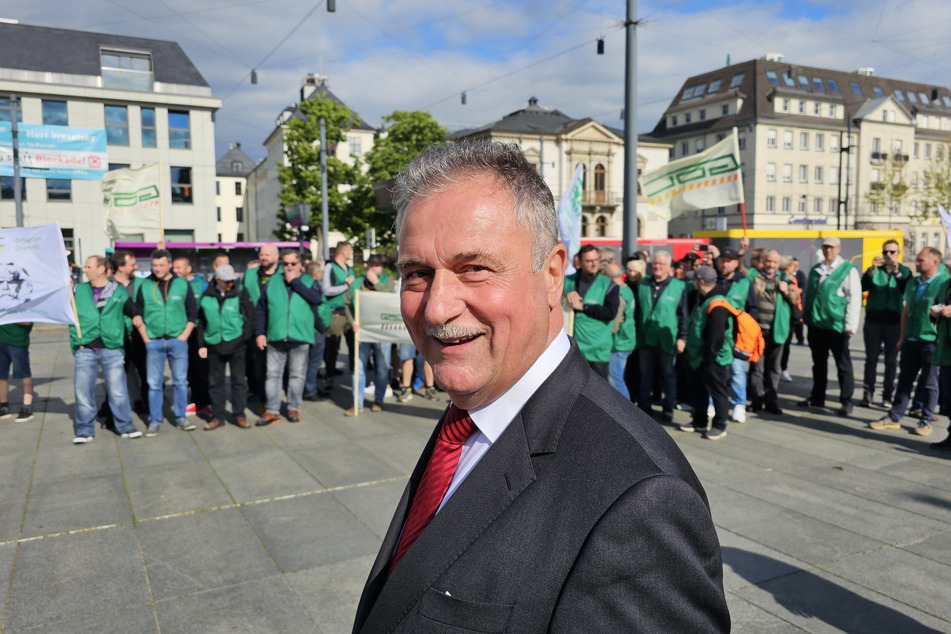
[
  {"left": 0, "top": 21, "right": 221, "bottom": 261},
  {"left": 214, "top": 143, "right": 254, "bottom": 242},
  {"left": 651, "top": 54, "right": 951, "bottom": 250}
]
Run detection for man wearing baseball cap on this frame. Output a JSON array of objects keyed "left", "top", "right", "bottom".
[
  {"left": 799, "top": 236, "right": 862, "bottom": 416},
  {"left": 715, "top": 247, "right": 758, "bottom": 423}
]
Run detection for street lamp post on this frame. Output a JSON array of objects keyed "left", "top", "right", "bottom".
[{"left": 320, "top": 117, "right": 330, "bottom": 262}]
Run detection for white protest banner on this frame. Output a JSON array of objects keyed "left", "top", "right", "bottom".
[
  {"left": 558, "top": 162, "right": 584, "bottom": 273},
  {"left": 0, "top": 224, "right": 75, "bottom": 326},
  {"left": 355, "top": 290, "right": 412, "bottom": 344},
  {"left": 102, "top": 163, "right": 162, "bottom": 240}
]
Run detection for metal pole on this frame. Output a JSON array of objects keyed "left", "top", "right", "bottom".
[
  {"left": 621, "top": 0, "right": 638, "bottom": 259},
  {"left": 10, "top": 94, "right": 23, "bottom": 227},
  {"left": 844, "top": 118, "right": 852, "bottom": 230},
  {"left": 836, "top": 131, "right": 844, "bottom": 231},
  {"left": 320, "top": 117, "right": 330, "bottom": 261}
]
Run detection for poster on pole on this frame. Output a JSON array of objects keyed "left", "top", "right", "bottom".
[
  {"left": 355, "top": 290, "right": 413, "bottom": 344},
  {"left": 0, "top": 224, "right": 75, "bottom": 326},
  {"left": 0, "top": 123, "right": 108, "bottom": 180},
  {"left": 102, "top": 163, "right": 162, "bottom": 239}
]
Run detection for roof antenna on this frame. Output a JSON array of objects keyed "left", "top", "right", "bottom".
[{"left": 726, "top": 53, "right": 731, "bottom": 67}]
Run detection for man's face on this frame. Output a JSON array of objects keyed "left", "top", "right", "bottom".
[
  {"left": 763, "top": 252, "right": 780, "bottom": 276},
  {"left": 151, "top": 257, "right": 171, "bottom": 279},
  {"left": 281, "top": 254, "right": 301, "bottom": 270},
  {"left": 883, "top": 242, "right": 899, "bottom": 263},
  {"left": 651, "top": 257, "right": 669, "bottom": 281},
  {"left": 119, "top": 255, "right": 137, "bottom": 276},
  {"left": 337, "top": 244, "right": 353, "bottom": 262},
  {"left": 172, "top": 259, "right": 191, "bottom": 278},
  {"left": 717, "top": 256, "right": 738, "bottom": 277},
  {"left": 259, "top": 245, "right": 278, "bottom": 268},
  {"left": 398, "top": 174, "right": 565, "bottom": 410},
  {"left": 789, "top": 260, "right": 799, "bottom": 274},
  {"left": 84, "top": 257, "right": 105, "bottom": 281},
  {"left": 625, "top": 262, "right": 642, "bottom": 283},
  {"left": 579, "top": 250, "right": 600, "bottom": 275},
  {"left": 916, "top": 250, "right": 937, "bottom": 275},
  {"left": 822, "top": 244, "right": 841, "bottom": 262}
]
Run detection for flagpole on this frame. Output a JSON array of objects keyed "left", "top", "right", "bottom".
[
  {"left": 69, "top": 285, "right": 82, "bottom": 339},
  {"left": 156, "top": 160, "right": 166, "bottom": 245},
  {"left": 352, "top": 289, "right": 361, "bottom": 416},
  {"left": 732, "top": 127, "right": 749, "bottom": 240}
]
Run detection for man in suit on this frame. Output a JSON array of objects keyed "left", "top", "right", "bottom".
[{"left": 352, "top": 141, "right": 729, "bottom": 632}]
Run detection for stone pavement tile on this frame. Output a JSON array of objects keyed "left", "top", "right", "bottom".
[
  {"left": 718, "top": 529, "right": 813, "bottom": 592},
  {"left": 725, "top": 470, "right": 948, "bottom": 544},
  {"left": 823, "top": 545, "right": 951, "bottom": 623},
  {"left": 124, "top": 460, "right": 233, "bottom": 520},
  {"left": 190, "top": 422, "right": 282, "bottom": 459},
  {"left": 286, "top": 554, "right": 375, "bottom": 634},
  {"left": 116, "top": 431, "right": 205, "bottom": 469},
  {"left": 732, "top": 564, "right": 948, "bottom": 633},
  {"left": 4, "top": 526, "right": 149, "bottom": 631},
  {"left": 290, "top": 443, "right": 402, "bottom": 489},
  {"left": 10, "top": 605, "right": 157, "bottom": 633},
  {"left": 30, "top": 430, "right": 122, "bottom": 485},
  {"left": 0, "top": 419, "right": 40, "bottom": 464},
  {"left": 900, "top": 529, "right": 951, "bottom": 567},
  {"left": 358, "top": 432, "right": 429, "bottom": 475},
  {"left": 322, "top": 413, "right": 406, "bottom": 441},
  {"left": 332, "top": 479, "right": 407, "bottom": 539},
  {"left": 241, "top": 494, "right": 380, "bottom": 573},
  {"left": 736, "top": 417, "right": 884, "bottom": 463},
  {"left": 673, "top": 442, "right": 774, "bottom": 486},
  {"left": 0, "top": 498, "right": 26, "bottom": 542},
  {"left": 675, "top": 430, "right": 829, "bottom": 474},
  {"left": 208, "top": 448, "right": 323, "bottom": 503},
  {"left": 727, "top": 596, "right": 803, "bottom": 633},
  {"left": 266, "top": 418, "right": 352, "bottom": 450},
  {"left": 705, "top": 483, "right": 884, "bottom": 565},
  {"left": 0, "top": 543, "right": 15, "bottom": 625},
  {"left": 861, "top": 452, "right": 951, "bottom": 488},
  {"left": 155, "top": 576, "right": 317, "bottom": 633},
  {"left": 138, "top": 508, "right": 278, "bottom": 600},
  {"left": 22, "top": 473, "right": 132, "bottom": 538}
]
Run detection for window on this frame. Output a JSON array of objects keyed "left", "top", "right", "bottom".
[
  {"left": 349, "top": 137, "right": 362, "bottom": 156},
  {"left": 766, "top": 71, "right": 779, "bottom": 85},
  {"left": 47, "top": 178, "right": 71, "bottom": 201},
  {"left": 596, "top": 215, "right": 608, "bottom": 237},
  {"left": 912, "top": 172, "right": 919, "bottom": 188},
  {"left": 829, "top": 169, "right": 837, "bottom": 184},
  {"left": 216, "top": 207, "right": 221, "bottom": 222},
  {"left": 721, "top": 104, "right": 729, "bottom": 116},
  {"left": 100, "top": 49, "right": 153, "bottom": 91},
  {"left": 798, "top": 100, "right": 806, "bottom": 114},
  {"left": 708, "top": 79, "right": 721, "bottom": 93},
  {"left": 798, "top": 198, "right": 807, "bottom": 213},
  {"left": 914, "top": 142, "right": 920, "bottom": 158},
  {"left": 925, "top": 143, "right": 932, "bottom": 159},
  {"left": 828, "top": 104, "right": 837, "bottom": 117},
  {"left": 871, "top": 202, "right": 879, "bottom": 215},
  {"left": 798, "top": 75, "right": 810, "bottom": 89},
  {"left": 42, "top": 100, "right": 67, "bottom": 125},
  {"left": 782, "top": 196, "right": 791, "bottom": 212},
  {"left": 871, "top": 168, "right": 881, "bottom": 182},
  {"left": 945, "top": 96, "right": 951, "bottom": 108},
  {"left": 671, "top": 115, "right": 678, "bottom": 126},
  {"left": 850, "top": 82, "right": 863, "bottom": 97},
  {"left": 231, "top": 160, "right": 243, "bottom": 172},
  {"left": 685, "top": 112, "right": 692, "bottom": 124},
  {"left": 830, "top": 134, "right": 838, "bottom": 152},
  {"left": 767, "top": 129, "right": 777, "bottom": 148},
  {"left": 738, "top": 133, "right": 746, "bottom": 150},
  {"left": 235, "top": 182, "right": 242, "bottom": 196},
  {"left": 800, "top": 132, "right": 809, "bottom": 149},
  {"left": 783, "top": 131, "right": 793, "bottom": 149},
  {"left": 729, "top": 73, "right": 744, "bottom": 89},
  {"left": 816, "top": 134, "right": 824, "bottom": 151},
  {"left": 699, "top": 109, "right": 706, "bottom": 121},
  {"left": 766, "top": 163, "right": 776, "bottom": 181},
  {"left": 920, "top": 92, "right": 930, "bottom": 103},
  {"left": 0, "top": 176, "right": 25, "bottom": 200},
  {"left": 236, "top": 207, "right": 244, "bottom": 222},
  {"left": 104, "top": 105, "right": 129, "bottom": 145},
  {"left": 782, "top": 98, "right": 790, "bottom": 113},
  {"left": 765, "top": 196, "right": 775, "bottom": 212},
  {"left": 594, "top": 164, "right": 606, "bottom": 202},
  {"left": 813, "top": 77, "right": 824, "bottom": 91},
  {"left": 814, "top": 166, "right": 823, "bottom": 182},
  {"left": 170, "top": 166, "right": 192, "bottom": 203},
  {"left": 814, "top": 102, "right": 821, "bottom": 115},
  {"left": 141, "top": 108, "right": 156, "bottom": 147},
  {"left": 872, "top": 86, "right": 883, "bottom": 98},
  {"left": 695, "top": 84, "right": 708, "bottom": 97},
  {"left": 814, "top": 198, "right": 823, "bottom": 213},
  {"left": 783, "top": 72, "right": 795, "bottom": 87},
  {"left": 237, "top": 232, "right": 245, "bottom": 241},
  {"left": 108, "top": 163, "right": 129, "bottom": 171},
  {"left": 872, "top": 137, "right": 881, "bottom": 153},
  {"left": 695, "top": 139, "right": 705, "bottom": 153},
  {"left": 681, "top": 142, "right": 688, "bottom": 156},
  {"left": 0, "top": 97, "right": 22, "bottom": 123},
  {"left": 908, "top": 91, "right": 918, "bottom": 104},
  {"left": 830, "top": 198, "right": 838, "bottom": 213},
  {"left": 895, "top": 89, "right": 905, "bottom": 101},
  {"left": 827, "top": 79, "right": 840, "bottom": 93},
  {"left": 168, "top": 110, "right": 191, "bottom": 149},
  {"left": 894, "top": 139, "right": 903, "bottom": 155},
  {"left": 782, "top": 163, "right": 792, "bottom": 182},
  {"left": 799, "top": 165, "right": 808, "bottom": 182}
]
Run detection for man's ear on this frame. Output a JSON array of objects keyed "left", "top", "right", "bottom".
[{"left": 545, "top": 243, "right": 568, "bottom": 309}]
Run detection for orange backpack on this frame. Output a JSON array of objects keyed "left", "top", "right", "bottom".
[{"left": 705, "top": 298, "right": 766, "bottom": 363}]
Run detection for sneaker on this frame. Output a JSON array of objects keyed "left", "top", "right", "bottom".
[
  {"left": 915, "top": 422, "right": 933, "bottom": 436},
  {"left": 255, "top": 412, "right": 280, "bottom": 427},
  {"left": 0, "top": 403, "right": 9, "bottom": 418},
  {"left": 173, "top": 418, "right": 196, "bottom": 431},
  {"left": 910, "top": 407, "right": 923, "bottom": 419},
  {"left": 836, "top": 402, "right": 854, "bottom": 417},
  {"left": 764, "top": 404, "right": 784, "bottom": 416},
  {"left": 704, "top": 428, "right": 728, "bottom": 441},
  {"left": 145, "top": 423, "right": 161, "bottom": 437},
  {"left": 120, "top": 430, "right": 142, "bottom": 439},
  {"left": 396, "top": 387, "right": 413, "bottom": 403},
  {"left": 185, "top": 402, "right": 197, "bottom": 415},
  {"left": 72, "top": 436, "right": 93, "bottom": 444},
  {"left": 780, "top": 371, "right": 793, "bottom": 383},
  {"left": 858, "top": 398, "right": 871, "bottom": 408},
  {"left": 286, "top": 410, "right": 301, "bottom": 423},
  {"left": 344, "top": 407, "right": 364, "bottom": 417},
  {"left": 677, "top": 423, "right": 695, "bottom": 432},
  {"left": 14, "top": 407, "right": 33, "bottom": 422},
  {"left": 371, "top": 403, "right": 383, "bottom": 412},
  {"left": 869, "top": 417, "right": 900, "bottom": 430},
  {"left": 930, "top": 435, "right": 951, "bottom": 450},
  {"left": 882, "top": 399, "right": 893, "bottom": 410},
  {"left": 424, "top": 386, "right": 439, "bottom": 400},
  {"left": 731, "top": 405, "right": 747, "bottom": 423}
]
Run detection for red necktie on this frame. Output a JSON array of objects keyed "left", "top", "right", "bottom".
[{"left": 390, "top": 404, "right": 475, "bottom": 571}]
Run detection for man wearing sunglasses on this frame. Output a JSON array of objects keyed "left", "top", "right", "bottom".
[
  {"left": 254, "top": 250, "right": 322, "bottom": 425},
  {"left": 860, "top": 240, "right": 910, "bottom": 408}
]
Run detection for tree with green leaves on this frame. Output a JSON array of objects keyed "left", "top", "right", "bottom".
[
  {"left": 864, "top": 154, "right": 911, "bottom": 227},
  {"left": 916, "top": 140, "right": 951, "bottom": 222}
]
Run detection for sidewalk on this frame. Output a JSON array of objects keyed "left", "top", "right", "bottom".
[{"left": 1, "top": 326, "right": 950, "bottom": 632}]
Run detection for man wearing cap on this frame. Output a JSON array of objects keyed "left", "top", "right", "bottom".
[
  {"left": 715, "top": 247, "right": 758, "bottom": 423},
  {"left": 564, "top": 244, "right": 620, "bottom": 379},
  {"left": 197, "top": 264, "right": 256, "bottom": 430},
  {"left": 347, "top": 255, "right": 396, "bottom": 415},
  {"left": 800, "top": 236, "right": 862, "bottom": 416}
]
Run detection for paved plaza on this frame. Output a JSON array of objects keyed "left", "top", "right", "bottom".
[{"left": 1, "top": 325, "right": 951, "bottom": 632}]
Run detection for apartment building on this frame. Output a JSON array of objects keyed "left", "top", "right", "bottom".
[{"left": 215, "top": 142, "right": 254, "bottom": 242}]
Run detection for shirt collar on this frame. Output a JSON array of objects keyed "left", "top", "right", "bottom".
[{"left": 460, "top": 330, "right": 571, "bottom": 443}]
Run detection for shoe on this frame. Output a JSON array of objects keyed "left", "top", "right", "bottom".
[
  {"left": 0, "top": 403, "right": 9, "bottom": 418},
  {"left": 120, "top": 430, "right": 142, "bottom": 439},
  {"left": 204, "top": 418, "right": 226, "bottom": 431},
  {"left": 836, "top": 402, "right": 854, "bottom": 417},
  {"left": 371, "top": 403, "right": 383, "bottom": 412},
  {"left": 660, "top": 409, "right": 673, "bottom": 423},
  {"left": 396, "top": 387, "right": 413, "bottom": 403},
  {"left": 302, "top": 393, "right": 324, "bottom": 402},
  {"left": 317, "top": 388, "right": 332, "bottom": 398},
  {"left": 780, "top": 371, "right": 793, "bottom": 382},
  {"left": 704, "top": 428, "right": 728, "bottom": 440},
  {"left": 677, "top": 423, "right": 695, "bottom": 432},
  {"left": 235, "top": 416, "right": 251, "bottom": 429},
  {"left": 145, "top": 423, "right": 161, "bottom": 437},
  {"left": 256, "top": 413, "right": 280, "bottom": 427},
  {"left": 764, "top": 404, "right": 784, "bottom": 415},
  {"left": 14, "top": 407, "right": 33, "bottom": 422},
  {"left": 750, "top": 401, "right": 763, "bottom": 414},
  {"left": 287, "top": 410, "right": 301, "bottom": 423},
  {"left": 731, "top": 405, "right": 747, "bottom": 423},
  {"left": 425, "top": 386, "right": 439, "bottom": 400},
  {"left": 344, "top": 407, "right": 364, "bottom": 417},
  {"left": 797, "top": 398, "right": 821, "bottom": 408},
  {"left": 915, "top": 422, "right": 933, "bottom": 436},
  {"left": 882, "top": 400, "right": 893, "bottom": 410},
  {"left": 185, "top": 402, "right": 197, "bottom": 415},
  {"left": 675, "top": 402, "right": 693, "bottom": 412},
  {"left": 910, "top": 407, "right": 923, "bottom": 419},
  {"left": 930, "top": 435, "right": 951, "bottom": 450},
  {"left": 858, "top": 398, "right": 871, "bottom": 408},
  {"left": 173, "top": 418, "right": 196, "bottom": 431},
  {"left": 869, "top": 417, "right": 900, "bottom": 430},
  {"left": 72, "top": 435, "right": 94, "bottom": 444}
]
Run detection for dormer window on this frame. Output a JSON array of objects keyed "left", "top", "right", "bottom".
[{"left": 101, "top": 49, "right": 153, "bottom": 91}]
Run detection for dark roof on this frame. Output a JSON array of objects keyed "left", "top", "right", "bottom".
[
  {"left": 216, "top": 143, "right": 256, "bottom": 177},
  {"left": 650, "top": 57, "right": 951, "bottom": 140},
  {"left": 282, "top": 83, "right": 376, "bottom": 132},
  {"left": 453, "top": 97, "right": 579, "bottom": 139},
  {"left": 0, "top": 22, "right": 209, "bottom": 87}
]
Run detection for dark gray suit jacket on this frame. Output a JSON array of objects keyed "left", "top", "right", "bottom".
[{"left": 353, "top": 341, "right": 730, "bottom": 633}]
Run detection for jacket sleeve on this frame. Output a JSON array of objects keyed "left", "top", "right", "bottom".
[
  {"left": 676, "top": 288, "right": 689, "bottom": 341},
  {"left": 195, "top": 295, "right": 207, "bottom": 347},
  {"left": 289, "top": 276, "right": 322, "bottom": 305},
  {"left": 550, "top": 476, "right": 730, "bottom": 632},
  {"left": 255, "top": 292, "right": 268, "bottom": 337},
  {"left": 184, "top": 284, "right": 199, "bottom": 323},
  {"left": 582, "top": 282, "right": 620, "bottom": 322},
  {"left": 240, "top": 289, "right": 256, "bottom": 342},
  {"left": 702, "top": 305, "right": 730, "bottom": 362},
  {"left": 844, "top": 266, "right": 863, "bottom": 334}
]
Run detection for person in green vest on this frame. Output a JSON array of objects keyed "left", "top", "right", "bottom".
[
  {"left": 322, "top": 241, "right": 356, "bottom": 389},
  {"left": 254, "top": 249, "right": 322, "bottom": 425},
  {"left": 196, "top": 264, "right": 256, "bottom": 430},
  {"left": 564, "top": 244, "right": 619, "bottom": 380},
  {"left": 132, "top": 249, "right": 199, "bottom": 437},
  {"left": 634, "top": 250, "right": 688, "bottom": 422},
  {"left": 174, "top": 256, "right": 211, "bottom": 417},
  {"left": 680, "top": 266, "right": 733, "bottom": 440},
  {"left": 0, "top": 321, "right": 34, "bottom": 422},
  {"left": 242, "top": 243, "right": 281, "bottom": 408},
  {"left": 928, "top": 280, "right": 951, "bottom": 449},
  {"left": 70, "top": 255, "right": 142, "bottom": 443},
  {"left": 799, "top": 236, "right": 862, "bottom": 416},
  {"left": 109, "top": 249, "right": 148, "bottom": 415},
  {"left": 749, "top": 250, "right": 800, "bottom": 416},
  {"left": 860, "top": 239, "right": 911, "bottom": 408},
  {"left": 347, "top": 254, "right": 397, "bottom": 416},
  {"left": 715, "top": 247, "right": 758, "bottom": 424},
  {"left": 870, "top": 247, "right": 949, "bottom": 436},
  {"left": 605, "top": 262, "right": 635, "bottom": 399}
]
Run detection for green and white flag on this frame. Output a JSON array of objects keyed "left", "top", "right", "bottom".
[
  {"left": 102, "top": 163, "right": 162, "bottom": 240},
  {"left": 557, "top": 163, "right": 584, "bottom": 273}
]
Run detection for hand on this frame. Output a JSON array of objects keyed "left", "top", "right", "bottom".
[
  {"left": 256, "top": 334, "right": 267, "bottom": 350},
  {"left": 844, "top": 331, "right": 853, "bottom": 338},
  {"left": 565, "top": 291, "right": 583, "bottom": 311},
  {"left": 352, "top": 323, "right": 361, "bottom": 333},
  {"left": 676, "top": 338, "right": 686, "bottom": 354},
  {"left": 345, "top": 275, "right": 355, "bottom": 285},
  {"left": 132, "top": 316, "right": 143, "bottom": 328},
  {"left": 739, "top": 237, "right": 750, "bottom": 251},
  {"left": 284, "top": 267, "right": 301, "bottom": 283},
  {"left": 872, "top": 256, "right": 884, "bottom": 268},
  {"left": 896, "top": 337, "right": 904, "bottom": 352},
  {"left": 366, "top": 268, "right": 379, "bottom": 285},
  {"left": 778, "top": 280, "right": 789, "bottom": 294},
  {"left": 942, "top": 305, "right": 951, "bottom": 319},
  {"left": 141, "top": 334, "right": 152, "bottom": 344},
  {"left": 198, "top": 347, "right": 207, "bottom": 359},
  {"left": 177, "top": 333, "right": 189, "bottom": 341}
]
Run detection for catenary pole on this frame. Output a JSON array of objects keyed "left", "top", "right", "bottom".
[{"left": 621, "top": 0, "right": 638, "bottom": 260}]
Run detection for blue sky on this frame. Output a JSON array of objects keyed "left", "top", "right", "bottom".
[{"left": 7, "top": 1, "right": 951, "bottom": 161}]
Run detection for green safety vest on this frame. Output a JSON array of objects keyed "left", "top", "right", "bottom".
[
  {"left": 686, "top": 295, "right": 734, "bottom": 369},
  {"left": 635, "top": 277, "right": 686, "bottom": 355},
  {"left": 265, "top": 273, "right": 316, "bottom": 343},
  {"left": 325, "top": 261, "right": 353, "bottom": 309},
  {"left": 903, "top": 272, "right": 950, "bottom": 342},
  {"left": 564, "top": 273, "right": 614, "bottom": 362},
  {"left": 199, "top": 294, "right": 244, "bottom": 345},
  {"left": 70, "top": 282, "right": 131, "bottom": 353},
  {"left": 935, "top": 312, "right": 951, "bottom": 366},
  {"left": 757, "top": 271, "right": 792, "bottom": 345},
  {"left": 613, "top": 285, "right": 636, "bottom": 352},
  {"left": 242, "top": 265, "right": 282, "bottom": 304},
  {"left": 804, "top": 262, "right": 853, "bottom": 332},
  {"left": 0, "top": 323, "right": 32, "bottom": 347},
  {"left": 866, "top": 265, "right": 912, "bottom": 314},
  {"left": 722, "top": 275, "right": 751, "bottom": 310},
  {"left": 140, "top": 276, "right": 190, "bottom": 338},
  {"left": 188, "top": 276, "right": 207, "bottom": 299}
]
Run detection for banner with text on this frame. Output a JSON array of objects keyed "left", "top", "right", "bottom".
[
  {"left": 103, "top": 163, "right": 162, "bottom": 240},
  {"left": 0, "top": 123, "right": 108, "bottom": 180},
  {"left": 355, "top": 290, "right": 413, "bottom": 344},
  {"left": 0, "top": 224, "right": 75, "bottom": 326},
  {"left": 558, "top": 162, "right": 584, "bottom": 274}
]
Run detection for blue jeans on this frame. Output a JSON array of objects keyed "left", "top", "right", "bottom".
[
  {"left": 74, "top": 347, "right": 135, "bottom": 437},
  {"left": 266, "top": 343, "right": 308, "bottom": 414},
  {"left": 146, "top": 338, "right": 189, "bottom": 424},
  {"left": 730, "top": 357, "right": 747, "bottom": 406},
  {"left": 304, "top": 332, "right": 326, "bottom": 397},
  {"left": 609, "top": 350, "right": 632, "bottom": 399},
  {"left": 357, "top": 342, "right": 392, "bottom": 408}
]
